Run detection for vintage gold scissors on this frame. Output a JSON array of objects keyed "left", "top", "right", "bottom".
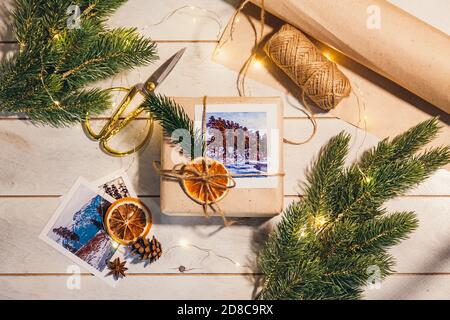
[{"left": 84, "top": 48, "right": 186, "bottom": 157}]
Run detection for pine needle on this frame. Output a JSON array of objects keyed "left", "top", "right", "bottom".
[
  {"left": 0, "top": 0, "right": 158, "bottom": 126},
  {"left": 258, "top": 117, "right": 450, "bottom": 300}
]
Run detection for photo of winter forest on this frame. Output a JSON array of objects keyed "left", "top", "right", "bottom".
[
  {"left": 205, "top": 112, "right": 268, "bottom": 176},
  {"left": 47, "top": 185, "right": 116, "bottom": 272}
]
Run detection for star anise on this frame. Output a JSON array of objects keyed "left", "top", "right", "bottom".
[{"left": 106, "top": 257, "right": 128, "bottom": 280}]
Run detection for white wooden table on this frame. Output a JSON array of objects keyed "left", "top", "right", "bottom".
[{"left": 0, "top": 0, "right": 449, "bottom": 300}]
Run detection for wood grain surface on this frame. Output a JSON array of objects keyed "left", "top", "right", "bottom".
[{"left": 0, "top": 0, "right": 448, "bottom": 299}]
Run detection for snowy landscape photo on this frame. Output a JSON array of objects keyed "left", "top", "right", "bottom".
[
  {"left": 39, "top": 178, "right": 119, "bottom": 286},
  {"left": 94, "top": 169, "right": 138, "bottom": 200},
  {"left": 204, "top": 111, "right": 268, "bottom": 176},
  {"left": 195, "top": 103, "right": 280, "bottom": 188}
]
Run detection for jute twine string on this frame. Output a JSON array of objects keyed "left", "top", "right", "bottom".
[
  {"left": 153, "top": 96, "right": 285, "bottom": 225},
  {"left": 229, "top": 0, "right": 266, "bottom": 98},
  {"left": 225, "top": 0, "right": 319, "bottom": 145},
  {"left": 264, "top": 24, "right": 352, "bottom": 111},
  {"left": 223, "top": 0, "right": 356, "bottom": 145}
]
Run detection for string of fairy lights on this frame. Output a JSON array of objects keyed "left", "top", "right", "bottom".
[
  {"left": 113, "top": 3, "right": 371, "bottom": 272},
  {"left": 47, "top": 3, "right": 372, "bottom": 273},
  {"left": 140, "top": 5, "right": 223, "bottom": 38},
  {"left": 111, "top": 237, "right": 250, "bottom": 272}
]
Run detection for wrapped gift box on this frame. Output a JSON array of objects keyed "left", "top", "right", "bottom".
[{"left": 159, "top": 96, "right": 284, "bottom": 217}]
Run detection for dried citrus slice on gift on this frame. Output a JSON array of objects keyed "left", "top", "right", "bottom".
[
  {"left": 182, "top": 157, "right": 232, "bottom": 205},
  {"left": 104, "top": 197, "right": 152, "bottom": 245}
]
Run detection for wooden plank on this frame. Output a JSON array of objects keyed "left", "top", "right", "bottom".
[
  {"left": 0, "top": 274, "right": 449, "bottom": 299},
  {"left": 0, "top": 275, "right": 256, "bottom": 300},
  {"left": 1, "top": 118, "right": 448, "bottom": 196},
  {"left": 387, "top": 197, "right": 450, "bottom": 274},
  {"left": 0, "top": 197, "right": 273, "bottom": 274},
  {"left": 0, "top": 197, "right": 448, "bottom": 274},
  {"left": 0, "top": 43, "right": 16, "bottom": 60},
  {"left": 0, "top": 0, "right": 14, "bottom": 43},
  {"left": 0, "top": 120, "right": 162, "bottom": 196},
  {"left": 106, "top": 0, "right": 240, "bottom": 41},
  {"left": 364, "top": 274, "right": 450, "bottom": 300}
]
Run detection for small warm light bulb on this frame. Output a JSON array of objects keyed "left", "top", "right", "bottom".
[
  {"left": 53, "top": 34, "right": 60, "bottom": 40},
  {"left": 112, "top": 241, "right": 120, "bottom": 249},
  {"left": 179, "top": 239, "right": 190, "bottom": 247},
  {"left": 252, "top": 59, "right": 263, "bottom": 69},
  {"left": 323, "top": 51, "right": 333, "bottom": 61},
  {"left": 54, "top": 100, "right": 61, "bottom": 107},
  {"left": 314, "top": 216, "right": 327, "bottom": 228},
  {"left": 299, "top": 230, "right": 307, "bottom": 238},
  {"left": 364, "top": 176, "right": 373, "bottom": 184}
]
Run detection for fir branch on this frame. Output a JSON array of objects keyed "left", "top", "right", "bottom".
[
  {"left": 303, "top": 132, "right": 350, "bottom": 217},
  {"left": 258, "top": 118, "right": 450, "bottom": 300},
  {"left": 349, "top": 212, "right": 418, "bottom": 254},
  {"left": 143, "top": 94, "right": 203, "bottom": 158},
  {"left": 1, "top": 0, "right": 158, "bottom": 126},
  {"left": 359, "top": 117, "right": 441, "bottom": 170},
  {"left": 62, "top": 28, "right": 158, "bottom": 87},
  {"left": 79, "top": 0, "right": 128, "bottom": 19}
]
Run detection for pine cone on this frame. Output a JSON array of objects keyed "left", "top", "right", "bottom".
[{"left": 131, "top": 236, "right": 162, "bottom": 263}]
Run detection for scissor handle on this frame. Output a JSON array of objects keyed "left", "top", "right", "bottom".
[
  {"left": 83, "top": 86, "right": 134, "bottom": 141},
  {"left": 83, "top": 84, "right": 156, "bottom": 157},
  {"left": 101, "top": 116, "right": 154, "bottom": 157},
  {"left": 103, "top": 105, "right": 145, "bottom": 140}
]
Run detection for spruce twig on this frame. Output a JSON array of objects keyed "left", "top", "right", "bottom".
[
  {"left": 258, "top": 117, "right": 450, "bottom": 300},
  {"left": 0, "top": 0, "right": 158, "bottom": 126},
  {"left": 143, "top": 94, "right": 203, "bottom": 159}
]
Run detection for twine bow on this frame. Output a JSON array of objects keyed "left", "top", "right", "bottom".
[
  {"left": 153, "top": 159, "right": 237, "bottom": 224},
  {"left": 154, "top": 96, "right": 285, "bottom": 225},
  {"left": 154, "top": 158, "right": 284, "bottom": 225}
]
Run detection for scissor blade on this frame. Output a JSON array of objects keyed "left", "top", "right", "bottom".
[{"left": 141, "top": 48, "right": 186, "bottom": 95}]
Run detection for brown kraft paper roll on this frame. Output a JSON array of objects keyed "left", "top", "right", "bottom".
[{"left": 250, "top": 0, "right": 450, "bottom": 113}]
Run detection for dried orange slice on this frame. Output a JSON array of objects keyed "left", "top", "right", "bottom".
[
  {"left": 104, "top": 197, "right": 152, "bottom": 245},
  {"left": 182, "top": 157, "right": 231, "bottom": 204}
]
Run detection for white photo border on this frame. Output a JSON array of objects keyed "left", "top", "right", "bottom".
[
  {"left": 39, "top": 177, "right": 120, "bottom": 287},
  {"left": 194, "top": 103, "right": 280, "bottom": 189}
]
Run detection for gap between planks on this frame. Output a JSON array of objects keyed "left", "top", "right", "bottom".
[
  {"left": 0, "top": 273, "right": 258, "bottom": 277},
  {"left": 0, "top": 116, "right": 338, "bottom": 121},
  {"left": 1, "top": 273, "right": 449, "bottom": 277},
  {"left": 0, "top": 40, "right": 218, "bottom": 45},
  {"left": 0, "top": 195, "right": 448, "bottom": 199}
]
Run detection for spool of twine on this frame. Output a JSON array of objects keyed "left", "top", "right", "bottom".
[{"left": 264, "top": 24, "right": 351, "bottom": 111}]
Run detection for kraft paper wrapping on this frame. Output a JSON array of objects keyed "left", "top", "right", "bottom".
[
  {"left": 250, "top": 0, "right": 450, "bottom": 114},
  {"left": 213, "top": 1, "right": 449, "bottom": 169},
  {"left": 160, "top": 97, "right": 284, "bottom": 217}
]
